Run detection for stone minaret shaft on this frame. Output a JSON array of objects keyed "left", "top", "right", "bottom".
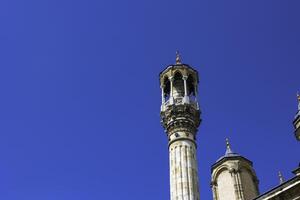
[{"left": 160, "top": 54, "right": 201, "bottom": 200}]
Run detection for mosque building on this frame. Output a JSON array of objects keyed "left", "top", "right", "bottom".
[{"left": 159, "top": 54, "right": 300, "bottom": 200}]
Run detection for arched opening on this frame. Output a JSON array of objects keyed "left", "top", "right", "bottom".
[
  {"left": 163, "top": 76, "right": 170, "bottom": 102},
  {"left": 187, "top": 75, "right": 196, "bottom": 96},
  {"left": 173, "top": 71, "right": 184, "bottom": 98}
]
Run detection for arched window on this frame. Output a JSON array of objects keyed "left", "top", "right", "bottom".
[
  {"left": 173, "top": 71, "right": 184, "bottom": 98},
  {"left": 163, "top": 77, "right": 170, "bottom": 101},
  {"left": 187, "top": 75, "right": 195, "bottom": 96}
]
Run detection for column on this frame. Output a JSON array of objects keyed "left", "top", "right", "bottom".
[
  {"left": 161, "top": 85, "right": 165, "bottom": 111},
  {"left": 170, "top": 140, "right": 200, "bottom": 200},
  {"left": 161, "top": 85, "right": 165, "bottom": 104},
  {"left": 169, "top": 76, "right": 174, "bottom": 104},
  {"left": 195, "top": 85, "right": 199, "bottom": 109},
  {"left": 183, "top": 76, "right": 189, "bottom": 103}
]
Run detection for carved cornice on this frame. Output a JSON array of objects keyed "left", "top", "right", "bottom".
[{"left": 160, "top": 104, "right": 201, "bottom": 135}]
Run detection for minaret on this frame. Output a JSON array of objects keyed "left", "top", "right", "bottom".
[
  {"left": 211, "top": 139, "right": 259, "bottom": 200},
  {"left": 160, "top": 52, "right": 201, "bottom": 200},
  {"left": 293, "top": 93, "right": 300, "bottom": 141}
]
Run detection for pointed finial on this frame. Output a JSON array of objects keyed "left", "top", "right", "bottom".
[
  {"left": 176, "top": 51, "right": 181, "bottom": 64},
  {"left": 226, "top": 138, "right": 230, "bottom": 148},
  {"left": 225, "top": 138, "right": 233, "bottom": 155},
  {"left": 278, "top": 171, "right": 285, "bottom": 184}
]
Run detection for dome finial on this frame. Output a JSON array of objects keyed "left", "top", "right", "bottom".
[
  {"left": 225, "top": 138, "right": 233, "bottom": 155},
  {"left": 226, "top": 138, "right": 230, "bottom": 148},
  {"left": 278, "top": 171, "right": 285, "bottom": 184},
  {"left": 176, "top": 51, "right": 181, "bottom": 64}
]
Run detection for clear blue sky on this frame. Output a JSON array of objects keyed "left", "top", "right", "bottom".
[{"left": 0, "top": 0, "right": 299, "bottom": 199}]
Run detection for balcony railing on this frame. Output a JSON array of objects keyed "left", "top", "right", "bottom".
[{"left": 161, "top": 96, "right": 199, "bottom": 111}]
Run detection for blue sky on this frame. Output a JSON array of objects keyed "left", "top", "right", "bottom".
[{"left": 0, "top": 0, "right": 299, "bottom": 199}]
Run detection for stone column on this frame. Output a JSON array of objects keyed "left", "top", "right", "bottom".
[
  {"left": 161, "top": 86, "right": 165, "bottom": 104},
  {"left": 169, "top": 76, "right": 174, "bottom": 104},
  {"left": 183, "top": 76, "right": 189, "bottom": 103},
  {"left": 169, "top": 139, "right": 200, "bottom": 200},
  {"left": 161, "top": 86, "right": 165, "bottom": 111},
  {"left": 195, "top": 85, "right": 199, "bottom": 109}
]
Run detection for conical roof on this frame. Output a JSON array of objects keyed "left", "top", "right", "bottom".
[
  {"left": 216, "top": 138, "right": 240, "bottom": 162},
  {"left": 211, "top": 138, "right": 253, "bottom": 172}
]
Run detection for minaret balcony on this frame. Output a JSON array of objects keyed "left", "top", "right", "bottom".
[{"left": 161, "top": 97, "right": 199, "bottom": 111}]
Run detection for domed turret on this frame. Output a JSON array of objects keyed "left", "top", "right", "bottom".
[{"left": 211, "top": 139, "right": 259, "bottom": 200}]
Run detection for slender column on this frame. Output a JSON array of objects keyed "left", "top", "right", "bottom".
[
  {"left": 194, "top": 84, "right": 198, "bottom": 98},
  {"left": 183, "top": 76, "right": 188, "bottom": 96},
  {"left": 169, "top": 77, "right": 174, "bottom": 104},
  {"left": 170, "top": 140, "right": 199, "bottom": 200},
  {"left": 169, "top": 77, "right": 174, "bottom": 97},
  {"left": 161, "top": 86, "right": 165, "bottom": 104},
  {"left": 183, "top": 76, "right": 189, "bottom": 103},
  {"left": 195, "top": 85, "right": 199, "bottom": 109}
]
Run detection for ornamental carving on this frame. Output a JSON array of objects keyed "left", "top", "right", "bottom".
[{"left": 160, "top": 104, "right": 201, "bottom": 135}]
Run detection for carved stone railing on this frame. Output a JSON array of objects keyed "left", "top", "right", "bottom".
[{"left": 161, "top": 97, "right": 199, "bottom": 111}]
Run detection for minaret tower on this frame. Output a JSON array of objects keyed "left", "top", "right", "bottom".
[
  {"left": 160, "top": 52, "right": 201, "bottom": 200},
  {"left": 293, "top": 93, "right": 300, "bottom": 141},
  {"left": 211, "top": 139, "right": 259, "bottom": 200}
]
